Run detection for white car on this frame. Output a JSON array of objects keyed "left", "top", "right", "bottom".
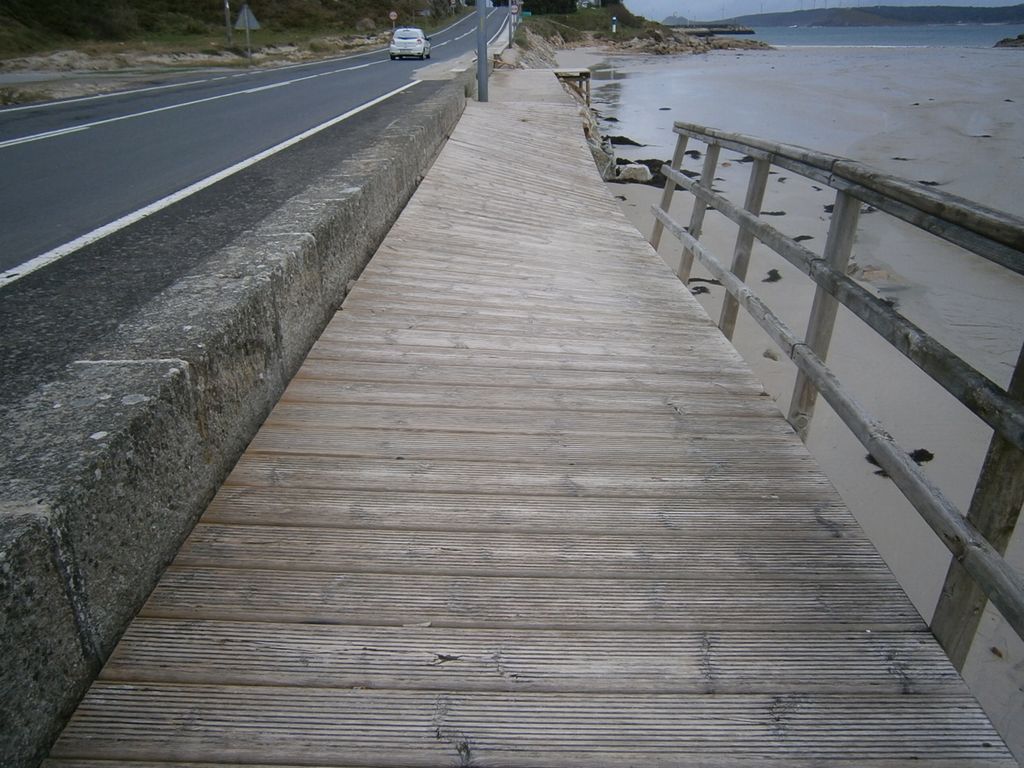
[{"left": 389, "top": 27, "right": 432, "bottom": 60}]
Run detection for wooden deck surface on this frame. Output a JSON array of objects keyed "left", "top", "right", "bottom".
[{"left": 47, "top": 70, "right": 1014, "bottom": 767}]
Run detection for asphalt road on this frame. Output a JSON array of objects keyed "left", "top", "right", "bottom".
[
  {"left": 0, "top": 9, "right": 506, "bottom": 407},
  {"left": 0, "top": 8, "right": 506, "bottom": 279}
]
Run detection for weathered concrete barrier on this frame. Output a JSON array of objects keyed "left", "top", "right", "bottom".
[{"left": 0, "top": 75, "right": 471, "bottom": 767}]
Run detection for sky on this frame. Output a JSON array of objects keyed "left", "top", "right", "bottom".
[{"left": 623, "top": 0, "right": 1024, "bottom": 22}]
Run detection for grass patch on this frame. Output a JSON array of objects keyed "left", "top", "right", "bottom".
[
  {"left": 518, "top": 4, "right": 656, "bottom": 44},
  {"left": 0, "top": 86, "right": 47, "bottom": 104},
  {"left": 0, "top": 2, "right": 472, "bottom": 61}
]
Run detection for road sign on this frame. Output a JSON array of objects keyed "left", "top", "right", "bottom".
[
  {"left": 510, "top": 2, "right": 519, "bottom": 11},
  {"left": 234, "top": 3, "right": 260, "bottom": 30},
  {"left": 389, "top": 10, "right": 398, "bottom": 20},
  {"left": 234, "top": 3, "right": 259, "bottom": 60}
]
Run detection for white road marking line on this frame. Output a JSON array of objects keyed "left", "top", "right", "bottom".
[
  {"left": 0, "top": 80, "right": 421, "bottom": 288},
  {"left": 489, "top": 12, "right": 508, "bottom": 44},
  {"left": 0, "top": 60, "right": 386, "bottom": 150}
]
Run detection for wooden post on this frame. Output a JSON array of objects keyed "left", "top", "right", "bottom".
[
  {"left": 719, "top": 157, "right": 771, "bottom": 340},
  {"left": 661, "top": 200, "right": 1024, "bottom": 642},
  {"left": 649, "top": 134, "right": 689, "bottom": 251},
  {"left": 677, "top": 143, "right": 720, "bottom": 284},
  {"left": 931, "top": 342, "right": 1024, "bottom": 669},
  {"left": 787, "top": 190, "right": 860, "bottom": 440}
]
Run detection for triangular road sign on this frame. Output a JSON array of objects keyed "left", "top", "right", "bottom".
[{"left": 234, "top": 4, "right": 261, "bottom": 30}]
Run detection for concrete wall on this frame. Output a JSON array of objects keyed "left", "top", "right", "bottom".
[{"left": 0, "top": 76, "right": 471, "bottom": 768}]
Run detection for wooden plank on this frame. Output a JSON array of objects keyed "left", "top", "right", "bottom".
[
  {"left": 141, "top": 568, "right": 924, "bottom": 630},
  {"left": 246, "top": 426, "right": 810, "bottom": 465},
  {"left": 316, "top": 324, "right": 730, "bottom": 361},
  {"left": 103, "top": 621, "right": 963, "bottom": 695},
  {"left": 332, "top": 311, "right": 713, "bottom": 345},
  {"left": 719, "top": 156, "right": 771, "bottom": 340},
  {"left": 340, "top": 289, "right": 700, "bottom": 328},
  {"left": 303, "top": 340, "right": 754, "bottom": 379},
  {"left": 787, "top": 189, "right": 861, "bottom": 439},
  {"left": 174, "top": 524, "right": 892, "bottom": 580},
  {"left": 349, "top": 271, "right": 689, "bottom": 307},
  {"left": 280, "top": 378, "right": 772, "bottom": 411},
  {"left": 366, "top": 243, "right": 684, "bottom": 280},
  {"left": 202, "top": 486, "right": 857, "bottom": 538},
  {"left": 329, "top": 309, "right": 715, "bottom": 343},
  {"left": 52, "top": 685, "right": 1013, "bottom": 766},
  {"left": 259, "top": 403, "right": 792, "bottom": 438},
  {"left": 223, "top": 454, "right": 835, "bottom": 498},
  {"left": 336, "top": 300, "right": 719, "bottom": 341},
  {"left": 292, "top": 359, "right": 764, "bottom": 395},
  {"left": 932, "top": 342, "right": 1024, "bottom": 667},
  {"left": 650, "top": 132, "right": 689, "bottom": 250},
  {"left": 678, "top": 142, "right": 721, "bottom": 282}
]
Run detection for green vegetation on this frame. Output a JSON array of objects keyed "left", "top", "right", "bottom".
[
  {"left": 0, "top": 0, "right": 468, "bottom": 58},
  {"left": 516, "top": 3, "right": 649, "bottom": 42},
  {"left": 522, "top": 0, "right": 576, "bottom": 13}
]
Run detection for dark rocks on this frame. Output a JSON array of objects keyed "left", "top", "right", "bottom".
[
  {"left": 607, "top": 135, "right": 644, "bottom": 147},
  {"left": 995, "top": 33, "right": 1024, "bottom": 47}
]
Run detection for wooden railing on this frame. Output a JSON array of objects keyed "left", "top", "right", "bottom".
[{"left": 650, "top": 121, "right": 1024, "bottom": 669}]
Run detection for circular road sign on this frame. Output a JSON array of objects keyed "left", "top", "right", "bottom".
[
  {"left": 510, "top": 2, "right": 519, "bottom": 11},
  {"left": 389, "top": 10, "right": 398, "bottom": 20}
]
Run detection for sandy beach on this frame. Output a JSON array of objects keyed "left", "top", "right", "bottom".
[{"left": 556, "top": 44, "right": 1024, "bottom": 759}]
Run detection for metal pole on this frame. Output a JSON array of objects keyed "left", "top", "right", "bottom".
[
  {"left": 508, "top": 4, "right": 514, "bottom": 47},
  {"left": 224, "top": 0, "right": 233, "bottom": 45},
  {"left": 476, "top": 1, "right": 488, "bottom": 102}
]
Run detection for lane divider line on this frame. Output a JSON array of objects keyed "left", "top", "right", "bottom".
[
  {"left": 0, "top": 59, "right": 388, "bottom": 150},
  {"left": 0, "top": 80, "right": 422, "bottom": 289}
]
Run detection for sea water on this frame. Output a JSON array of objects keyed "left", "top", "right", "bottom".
[{"left": 750, "top": 22, "right": 1024, "bottom": 48}]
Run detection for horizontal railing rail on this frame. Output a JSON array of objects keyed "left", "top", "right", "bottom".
[
  {"left": 669, "top": 123, "right": 1024, "bottom": 274},
  {"left": 650, "top": 120, "right": 1024, "bottom": 669},
  {"left": 658, "top": 163, "right": 1024, "bottom": 454}
]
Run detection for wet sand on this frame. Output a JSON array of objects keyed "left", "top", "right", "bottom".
[{"left": 558, "top": 45, "right": 1024, "bottom": 759}]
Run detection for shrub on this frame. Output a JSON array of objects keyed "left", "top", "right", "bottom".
[{"left": 523, "top": 0, "right": 576, "bottom": 14}]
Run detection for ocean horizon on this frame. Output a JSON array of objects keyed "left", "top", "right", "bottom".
[{"left": 749, "top": 22, "right": 1024, "bottom": 47}]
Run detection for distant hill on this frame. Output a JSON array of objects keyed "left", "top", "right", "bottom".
[{"left": 728, "top": 3, "right": 1024, "bottom": 27}]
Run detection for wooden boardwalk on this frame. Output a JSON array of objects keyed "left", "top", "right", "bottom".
[{"left": 47, "top": 70, "right": 1014, "bottom": 767}]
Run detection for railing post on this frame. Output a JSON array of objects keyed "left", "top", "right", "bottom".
[
  {"left": 677, "top": 143, "right": 720, "bottom": 283},
  {"left": 650, "top": 133, "right": 689, "bottom": 251},
  {"left": 931, "top": 342, "right": 1024, "bottom": 670},
  {"left": 719, "top": 157, "right": 771, "bottom": 340},
  {"left": 787, "top": 190, "right": 860, "bottom": 440}
]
